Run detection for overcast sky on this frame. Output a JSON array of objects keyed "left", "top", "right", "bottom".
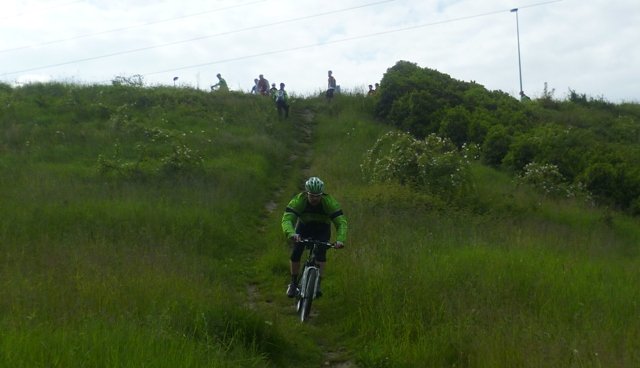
[{"left": 2, "top": 0, "right": 639, "bottom": 102}]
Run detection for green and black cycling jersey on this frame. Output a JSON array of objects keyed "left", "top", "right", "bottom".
[{"left": 281, "top": 192, "right": 347, "bottom": 243}]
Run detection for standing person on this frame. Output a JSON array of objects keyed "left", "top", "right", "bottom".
[
  {"left": 258, "top": 74, "right": 270, "bottom": 96},
  {"left": 367, "top": 84, "right": 375, "bottom": 96},
  {"left": 274, "top": 82, "right": 290, "bottom": 118},
  {"left": 269, "top": 83, "right": 278, "bottom": 98},
  {"left": 210, "top": 73, "right": 228, "bottom": 92},
  {"left": 326, "top": 70, "right": 337, "bottom": 100},
  {"left": 374, "top": 82, "right": 380, "bottom": 92},
  {"left": 251, "top": 78, "right": 259, "bottom": 94},
  {"left": 281, "top": 177, "right": 347, "bottom": 298}
]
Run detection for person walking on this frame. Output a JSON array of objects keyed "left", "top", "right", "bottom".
[
  {"left": 274, "top": 82, "right": 290, "bottom": 118},
  {"left": 281, "top": 177, "right": 347, "bottom": 298}
]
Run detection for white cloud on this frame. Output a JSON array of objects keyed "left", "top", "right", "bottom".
[{"left": 1, "top": 0, "right": 638, "bottom": 102}]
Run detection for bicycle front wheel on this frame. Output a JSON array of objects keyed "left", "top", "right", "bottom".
[{"left": 300, "top": 268, "right": 318, "bottom": 322}]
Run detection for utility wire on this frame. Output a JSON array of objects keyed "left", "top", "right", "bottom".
[
  {"left": 3, "top": 0, "right": 396, "bottom": 76},
  {"left": 0, "top": 0, "right": 266, "bottom": 54},
  {"left": 3, "top": 0, "right": 562, "bottom": 79},
  {"left": 144, "top": 0, "right": 563, "bottom": 77}
]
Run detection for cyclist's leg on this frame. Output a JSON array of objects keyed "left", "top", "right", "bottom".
[{"left": 287, "top": 242, "right": 305, "bottom": 297}]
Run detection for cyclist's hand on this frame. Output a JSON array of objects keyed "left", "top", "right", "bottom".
[
  {"left": 334, "top": 241, "right": 344, "bottom": 249},
  {"left": 290, "top": 234, "right": 301, "bottom": 243}
]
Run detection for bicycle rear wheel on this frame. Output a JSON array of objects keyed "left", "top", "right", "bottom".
[{"left": 299, "top": 268, "right": 318, "bottom": 322}]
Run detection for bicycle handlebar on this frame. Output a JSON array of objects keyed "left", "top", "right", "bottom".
[{"left": 298, "top": 238, "right": 336, "bottom": 248}]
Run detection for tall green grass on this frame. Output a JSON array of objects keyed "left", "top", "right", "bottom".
[
  {"left": 0, "top": 83, "right": 302, "bottom": 366},
  {"left": 288, "top": 94, "right": 640, "bottom": 367},
  {"left": 2, "top": 84, "right": 639, "bottom": 367}
]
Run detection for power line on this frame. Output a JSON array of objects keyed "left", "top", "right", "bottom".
[
  {"left": 0, "top": 0, "right": 266, "bottom": 54},
  {"left": 3, "top": 0, "right": 562, "bottom": 80},
  {"left": 144, "top": 0, "right": 563, "bottom": 77},
  {"left": 3, "top": 0, "right": 396, "bottom": 76}
]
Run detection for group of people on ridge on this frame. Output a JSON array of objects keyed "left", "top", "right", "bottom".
[
  {"left": 250, "top": 74, "right": 290, "bottom": 118},
  {"left": 210, "top": 69, "right": 348, "bottom": 119},
  {"left": 211, "top": 72, "right": 290, "bottom": 118}
]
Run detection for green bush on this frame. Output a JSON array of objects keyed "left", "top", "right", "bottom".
[
  {"left": 502, "top": 134, "right": 539, "bottom": 171},
  {"left": 517, "top": 162, "right": 589, "bottom": 200},
  {"left": 439, "top": 106, "right": 471, "bottom": 148},
  {"left": 481, "top": 125, "right": 511, "bottom": 166},
  {"left": 361, "top": 131, "right": 472, "bottom": 200},
  {"left": 580, "top": 163, "right": 618, "bottom": 206}
]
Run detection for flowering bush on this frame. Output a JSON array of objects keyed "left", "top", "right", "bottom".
[
  {"left": 159, "top": 144, "right": 204, "bottom": 176},
  {"left": 97, "top": 141, "right": 203, "bottom": 180},
  {"left": 361, "top": 131, "right": 472, "bottom": 200},
  {"left": 517, "top": 162, "right": 590, "bottom": 200}
]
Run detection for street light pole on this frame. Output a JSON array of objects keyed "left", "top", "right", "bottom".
[{"left": 510, "top": 8, "right": 525, "bottom": 99}]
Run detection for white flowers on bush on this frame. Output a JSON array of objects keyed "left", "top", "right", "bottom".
[
  {"left": 160, "top": 144, "right": 204, "bottom": 174},
  {"left": 517, "top": 161, "right": 587, "bottom": 199},
  {"left": 361, "top": 131, "right": 471, "bottom": 199}
]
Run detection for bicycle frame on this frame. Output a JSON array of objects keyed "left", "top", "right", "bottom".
[{"left": 296, "top": 238, "right": 334, "bottom": 322}]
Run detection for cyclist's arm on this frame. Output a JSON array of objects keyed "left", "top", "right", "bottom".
[
  {"left": 331, "top": 213, "right": 347, "bottom": 243},
  {"left": 324, "top": 195, "right": 347, "bottom": 243},
  {"left": 281, "top": 209, "right": 298, "bottom": 239},
  {"left": 281, "top": 193, "right": 305, "bottom": 239}
]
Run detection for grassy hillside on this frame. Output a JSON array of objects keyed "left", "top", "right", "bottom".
[
  {"left": 0, "top": 82, "right": 301, "bottom": 367},
  {"left": 287, "top": 95, "right": 640, "bottom": 367},
  {"left": 1, "top": 81, "right": 639, "bottom": 367}
]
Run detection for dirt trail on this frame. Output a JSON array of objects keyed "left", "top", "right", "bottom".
[{"left": 252, "top": 109, "right": 357, "bottom": 367}]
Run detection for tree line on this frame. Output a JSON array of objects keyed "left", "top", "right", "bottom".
[{"left": 371, "top": 60, "right": 640, "bottom": 214}]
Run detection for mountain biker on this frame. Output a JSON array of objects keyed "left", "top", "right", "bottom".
[
  {"left": 274, "top": 82, "right": 290, "bottom": 118},
  {"left": 281, "top": 177, "right": 347, "bottom": 298},
  {"left": 210, "top": 73, "right": 228, "bottom": 92}
]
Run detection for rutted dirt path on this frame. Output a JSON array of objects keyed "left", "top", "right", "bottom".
[{"left": 251, "top": 108, "right": 357, "bottom": 368}]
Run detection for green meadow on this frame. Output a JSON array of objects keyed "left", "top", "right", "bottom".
[{"left": 1, "top": 79, "right": 639, "bottom": 367}]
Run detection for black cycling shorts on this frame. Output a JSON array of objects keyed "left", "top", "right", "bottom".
[{"left": 290, "top": 222, "right": 331, "bottom": 262}]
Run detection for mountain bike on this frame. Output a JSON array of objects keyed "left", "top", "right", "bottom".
[{"left": 295, "top": 238, "right": 335, "bottom": 323}]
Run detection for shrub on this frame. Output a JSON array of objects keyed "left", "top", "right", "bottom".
[
  {"left": 159, "top": 144, "right": 204, "bottom": 177},
  {"left": 580, "top": 163, "right": 617, "bottom": 204},
  {"left": 111, "top": 74, "right": 144, "bottom": 87},
  {"left": 517, "top": 162, "right": 589, "bottom": 200},
  {"left": 502, "top": 134, "right": 539, "bottom": 171},
  {"left": 361, "top": 131, "right": 472, "bottom": 201},
  {"left": 481, "top": 125, "right": 511, "bottom": 166},
  {"left": 439, "top": 106, "right": 471, "bottom": 148}
]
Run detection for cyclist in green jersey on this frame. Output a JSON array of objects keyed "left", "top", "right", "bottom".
[
  {"left": 211, "top": 73, "right": 228, "bottom": 92},
  {"left": 282, "top": 177, "right": 348, "bottom": 297}
]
